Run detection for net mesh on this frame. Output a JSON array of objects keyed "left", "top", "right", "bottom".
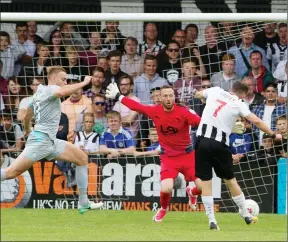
[{"left": 0, "top": 19, "right": 287, "bottom": 213}]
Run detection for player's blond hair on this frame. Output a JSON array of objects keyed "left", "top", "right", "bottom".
[{"left": 47, "top": 66, "right": 66, "bottom": 78}]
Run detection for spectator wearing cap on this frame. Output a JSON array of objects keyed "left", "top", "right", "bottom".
[
  {"left": 242, "top": 50, "right": 274, "bottom": 93},
  {"left": 120, "top": 37, "right": 144, "bottom": 78},
  {"left": 211, "top": 54, "right": 240, "bottom": 91},
  {"left": 241, "top": 76, "right": 265, "bottom": 111},
  {"left": 0, "top": 110, "right": 24, "bottom": 159},
  {"left": 138, "top": 23, "right": 165, "bottom": 56},
  {"left": 61, "top": 79, "right": 92, "bottom": 143},
  {"left": 133, "top": 55, "right": 169, "bottom": 104},
  {"left": 252, "top": 83, "right": 286, "bottom": 145},
  {"left": 113, "top": 75, "right": 141, "bottom": 138},
  {"left": 101, "top": 21, "right": 126, "bottom": 52},
  {"left": 273, "top": 60, "right": 287, "bottom": 103},
  {"left": 156, "top": 40, "right": 182, "bottom": 82},
  {"left": 0, "top": 31, "right": 32, "bottom": 79}
]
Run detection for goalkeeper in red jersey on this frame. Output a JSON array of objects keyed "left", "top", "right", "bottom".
[{"left": 106, "top": 83, "right": 202, "bottom": 222}]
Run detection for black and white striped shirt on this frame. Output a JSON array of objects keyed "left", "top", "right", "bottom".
[
  {"left": 267, "top": 42, "right": 288, "bottom": 73},
  {"left": 196, "top": 87, "right": 251, "bottom": 146},
  {"left": 74, "top": 131, "right": 99, "bottom": 153},
  {"left": 138, "top": 40, "right": 166, "bottom": 56}
]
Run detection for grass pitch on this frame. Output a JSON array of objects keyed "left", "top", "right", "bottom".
[{"left": 1, "top": 209, "right": 287, "bottom": 241}]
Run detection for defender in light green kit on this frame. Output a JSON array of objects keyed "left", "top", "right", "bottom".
[{"left": 0, "top": 66, "right": 103, "bottom": 213}]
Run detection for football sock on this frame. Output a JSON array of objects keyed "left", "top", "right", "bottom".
[
  {"left": 202, "top": 196, "right": 217, "bottom": 224},
  {"left": 76, "top": 165, "right": 89, "bottom": 206},
  {"left": 0, "top": 169, "right": 6, "bottom": 181},
  {"left": 160, "top": 191, "right": 171, "bottom": 210},
  {"left": 232, "top": 193, "right": 250, "bottom": 217}
]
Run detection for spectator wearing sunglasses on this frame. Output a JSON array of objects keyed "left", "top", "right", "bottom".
[
  {"left": 113, "top": 75, "right": 141, "bottom": 138},
  {"left": 156, "top": 40, "right": 182, "bottom": 82},
  {"left": 74, "top": 93, "right": 108, "bottom": 136},
  {"left": 189, "top": 79, "right": 212, "bottom": 117},
  {"left": 211, "top": 54, "right": 240, "bottom": 91}
]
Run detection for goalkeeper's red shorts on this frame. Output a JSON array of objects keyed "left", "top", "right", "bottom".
[{"left": 160, "top": 150, "right": 196, "bottom": 182}]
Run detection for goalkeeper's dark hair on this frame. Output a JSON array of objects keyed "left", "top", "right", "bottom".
[{"left": 231, "top": 81, "right": 249, "bottom": 94}]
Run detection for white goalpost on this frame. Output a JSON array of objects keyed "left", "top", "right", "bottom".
[{"left": 0, "top": 12, "right": 287, "bottom": 214}]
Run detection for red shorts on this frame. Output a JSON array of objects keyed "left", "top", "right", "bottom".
[{"left": 160, "top": 151, "right": 196, "bottom": 182}]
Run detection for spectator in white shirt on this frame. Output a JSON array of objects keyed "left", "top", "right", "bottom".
[
  {"left": 113, "top": 75, "right": 141, "bottom": 138},
  {"left": 74, "top": 112, "right": 100, "bottom": 155}
]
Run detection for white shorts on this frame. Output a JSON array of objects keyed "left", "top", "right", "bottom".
[{"left": 22, "top": 131, "right": 67, "bottom": 162}]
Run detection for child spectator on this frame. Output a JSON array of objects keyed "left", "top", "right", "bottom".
[
  {"left": 146, "top": 127, "right": 159, "bottom": 151},
  {"left": 99, "top": 111, "right": 135, "bottom": 158},
  {"left": 98, "top": 55, "right": 109, "bottom": 72},
  {"left": 74, "top": 113, "right": 100, "bottom": 155},
  {"left": 276, "top": 115, "right": 287, "bottom": 157}
]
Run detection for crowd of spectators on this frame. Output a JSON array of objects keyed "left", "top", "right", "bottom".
[{"left": 0, "top": 21, "right": 287, "bottom": 173}]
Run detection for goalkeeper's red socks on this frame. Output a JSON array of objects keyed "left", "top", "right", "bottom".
[
  {"left": 191, "top": 186, "right": 202, "bottom": 196},
  {"left": 160, "top": 191, "right": 171, "bottom": 210}
]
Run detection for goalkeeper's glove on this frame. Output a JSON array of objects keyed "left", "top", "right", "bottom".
[
  {"left": 231, "top": 121, "right": 245, "bottom": 134},
  {"left": 106, "top": 83, "right": 121, "bottom": 100}
]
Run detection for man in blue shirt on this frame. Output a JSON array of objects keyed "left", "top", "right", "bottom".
[
  {"left": 99, "top": 110, "right": 135, "bottom": 158},
  {"left": 228, "top": 26, "right": 270, "bottom": 77}
]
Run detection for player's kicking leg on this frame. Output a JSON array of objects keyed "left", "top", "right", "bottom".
[
  {"left": 53, "top": 141, "right": 103, "bottom": 214},
  {"left": 224, "top": 178, "right": 258, "bottom": 225}
]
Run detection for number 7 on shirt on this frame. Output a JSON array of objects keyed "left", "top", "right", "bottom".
[{"left": 213, "top": 99, "right": 227, "bottom": 117}]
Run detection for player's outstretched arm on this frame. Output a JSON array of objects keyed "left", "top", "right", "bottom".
[
  {"left": 245, "top": 113, "right": 282, "bottom": 140},
  {"left": 106, "top": 83, "right": 153, "bottom": 116},
  {"left": 53, "top": 76, "right": 92, "bottom": 98}
]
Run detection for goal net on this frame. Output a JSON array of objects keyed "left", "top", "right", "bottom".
[{"left": 0, "top": 13, "right": 287, "bottom": 214}]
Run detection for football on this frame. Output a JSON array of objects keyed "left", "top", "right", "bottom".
[{"left": 246, "top": 199, "right": 260, "bottom": 216}]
